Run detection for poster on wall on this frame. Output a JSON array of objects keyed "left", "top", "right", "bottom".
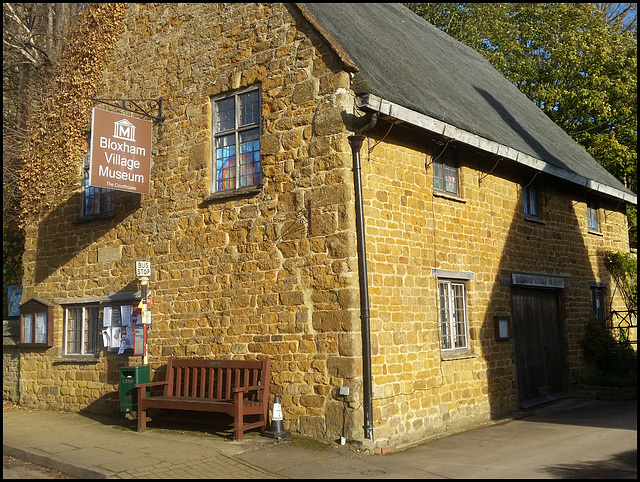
[
  {"left": 118, "top": 325, "right": 134, "bottom": 354},
  {"left": 7, "top": 285, "right": 22, "bottom": 317},
  {"left": 134, "top": 323, "right": 146, "bottom": 356}
]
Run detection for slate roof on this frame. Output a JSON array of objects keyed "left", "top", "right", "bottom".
[{"left": 297, "top": 3, "right": 636, "bottom": 204}]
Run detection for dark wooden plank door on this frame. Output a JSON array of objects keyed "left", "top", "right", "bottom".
[{"left": 511, "top": 288, "right": 566, "bottom": 404}]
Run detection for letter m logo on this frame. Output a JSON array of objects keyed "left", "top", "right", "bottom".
[{"left": 113, "top": 119, "right": 136, "bottom": 141}]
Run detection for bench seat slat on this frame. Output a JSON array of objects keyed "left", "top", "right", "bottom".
[{"left": 143, "top": 397, "right": 263, "bottom": 407}]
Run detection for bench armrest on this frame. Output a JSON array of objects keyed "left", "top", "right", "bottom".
[
  {"left": 134, "top": 381, "right": 169, "bottom": 389},
  {"left": 135, "top": 380, "right": 169, "bottom": 399},
  {"left": 232, "top": 384, "right": 265, "bottom": 393}
]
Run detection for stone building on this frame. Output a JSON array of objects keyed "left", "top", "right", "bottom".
[{"left": 5, "top": 3, "right": 636, "bottom": 448}]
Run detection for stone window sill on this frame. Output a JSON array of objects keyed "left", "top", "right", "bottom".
[
  {"left": 433, "top": 190, "right": 467, "bottom": 203},
  {"left": 54, "top": 355, "right": 100, "bottom": 364},
  {"left": 440, "top": 348, "right": 476, "bottom": 361},
  {"left": 524, "top": 215, "right": 545, "bottom": 225},
  {"left": 204, "top": 185, "right": 262, "bottom": 202}
]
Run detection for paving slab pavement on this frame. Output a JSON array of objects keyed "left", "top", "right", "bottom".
[{"left": 3, "top": 398, "right": 637, "bottom": 479}]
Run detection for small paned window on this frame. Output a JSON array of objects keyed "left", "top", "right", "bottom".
[
  {"left": 433, "top": 154, "right": 459, "bottom": 195},
  {"left": 212, "top": 87, "right": 262, "bottom": 192},
  {"left": 587, "top": 201, "right": 599, "bottom": 231},
  {"left": 438, "top": 280, "right": 469, "bottom": 350},
  {"left": 19, "top": 298, "right": 54, "bottom": 347},
  {"left": 82, "top": 152, "right": 115, "bottom": 217},
  {"left": 523, "top": 183, "right": 540, "bottom": 218},
  {"left": 590, "top": 287, "right": 607, "bottom": 326},
  {"left": 64, "top": 305, "right": 101, "bottom": 355}
]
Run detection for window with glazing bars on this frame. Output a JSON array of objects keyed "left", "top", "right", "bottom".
[
  {"left": 523, "top": 183, "right": 540, "bottom": 217},
  {"left": 65, "top": 306, "right": 101, "bottom": 355},
  {"left": 82, "top": 153, "right": 115, "bottom": 217},
  {"left": 438, "top": 280, "right": 469, "bottom": 350},
  {"left": 212, "top": 87, "right": 261, "bottom": 192},
  {"left": 433, "top": 154, "right": 459, "bottom": 195}
]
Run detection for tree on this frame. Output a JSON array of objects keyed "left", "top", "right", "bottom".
[
  {"left": 3, "top": 4, "right": 128, "bottom": 319},
  {"left": 405, "top": 3, "right": 637, "bottom": 247},
  {"left": 3, "top": 4, "right": 83, "bottom": 317}
]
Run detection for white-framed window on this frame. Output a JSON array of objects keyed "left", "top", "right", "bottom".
[
  {"left": 64, "top": 305, "right": 101, "bottom": 355},
  {"left": 82, "top": 152, "right": 115, "bottom": 218},
  {"left": 212, "top": 87, "right": 262, "bottom": 192},
  {"left": 523, "top": 183, "right": 540, "bottom": 218},
  {"left": 438, "top": 280, "right": 469, "bottom": 350},
  {"left": 587, "top": 201, "right": 599, "bottom": 231},
  {"left": 433, "top": 154, "right": 459, "bottom": 195}
]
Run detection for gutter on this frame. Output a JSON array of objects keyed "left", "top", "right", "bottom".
[{"left": 356, "top": 93, "right": 637, "bottom": 206}]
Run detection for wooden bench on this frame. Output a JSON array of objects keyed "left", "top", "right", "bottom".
[{"left": 134, "top": 357, "right": 271, "bottom": 441}]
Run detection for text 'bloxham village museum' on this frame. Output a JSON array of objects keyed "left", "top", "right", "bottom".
[{"left": 3, "top": 3, "right": 637, "bottom": 449}]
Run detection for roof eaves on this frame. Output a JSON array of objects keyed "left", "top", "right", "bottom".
[
  {"left": 357, "top": 93, "right": 637, "bottom": 206},
  {"left": 294, "top": 3, "right": 359, "bottom": 73}
]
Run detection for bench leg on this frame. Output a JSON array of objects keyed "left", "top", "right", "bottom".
[
  {"left": 233, "top": 392, "right": 243, "bottom": 441},
  {"left": 137, "top": 401, "right": 147, "bottom": 432},
  {"left": 261, "top": 398, "right": 268, "bottom": 433}
]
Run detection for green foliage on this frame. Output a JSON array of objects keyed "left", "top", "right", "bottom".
[
  {"left": 581, "top": 321, "right": 636, "bottom": 387},
  {"left": 405, "top": 3, "right": 637, "bottom": 247},
  {"left": 604, "top": 251, "right": 638, "bottom": 310}
]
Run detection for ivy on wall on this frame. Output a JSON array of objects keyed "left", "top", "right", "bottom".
[{"left": 18, "top": 3, "right": 127, "bottom": 225}]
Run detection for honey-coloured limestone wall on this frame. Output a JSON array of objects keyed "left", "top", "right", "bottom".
[
  {"left": 17, "top": 3, "right": 365, "bottom": 441},
  {"left": 356, "top": 132, "right": 630, "bottom": 445}
]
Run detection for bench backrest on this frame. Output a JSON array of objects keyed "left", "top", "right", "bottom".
[{"left": 164, "top": 357, "right": 271, "bottom": 402}]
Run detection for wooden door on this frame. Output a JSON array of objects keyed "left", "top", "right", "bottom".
[{"left": 511, "top": 288, "right": 566, "bottom": 405}]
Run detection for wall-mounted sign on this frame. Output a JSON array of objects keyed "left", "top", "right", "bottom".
[
  {"left": 89, "top": 108, "right": 152, "bottom": 194},
  {"left": 135, "top": 260, "right": 151, "bottom": 278},
  {"left": 511, "top": 273, "right": 565, "bottom": 289}
]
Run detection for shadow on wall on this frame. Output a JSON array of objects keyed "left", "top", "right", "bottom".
[
  {"left": 34, "top": 191, "right": 141, "bottom": 285},
  {"left": 483, "top": 175, "right": 602, "bottom": 417},
  {"left": 475, "top": 82, "right": 612, "bottom": 416}
]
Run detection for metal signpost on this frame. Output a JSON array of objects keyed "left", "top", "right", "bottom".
[{"left": 135, "top": 261, "right": 151, "bottom": 364}]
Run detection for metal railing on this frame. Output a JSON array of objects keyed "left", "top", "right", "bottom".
[{"left": 607, "top": 309, "right": 637, "bottom": 348}]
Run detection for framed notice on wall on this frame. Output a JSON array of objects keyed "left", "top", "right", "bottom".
[
  {"left": 494, "top": 316, "right": 511, "bottom": 341},
  {"left": 134, "top": 323, "right": 147, "bottom": 356}
]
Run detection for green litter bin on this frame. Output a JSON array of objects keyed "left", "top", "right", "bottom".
[{"left": 119, "top": 365, "right": 150, "bottom": 413}]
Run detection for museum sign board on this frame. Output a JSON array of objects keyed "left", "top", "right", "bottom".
[{"left": 89, "top": 108, "right": 152, "bottom": 194}]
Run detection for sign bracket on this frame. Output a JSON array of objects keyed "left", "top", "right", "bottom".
[{"left": 88, "top": 97, "right": 165, "bottom": 124}]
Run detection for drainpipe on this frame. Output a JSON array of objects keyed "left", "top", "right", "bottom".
[{"left": 348, "top": 131, "right": 374, "bottom": 441}]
